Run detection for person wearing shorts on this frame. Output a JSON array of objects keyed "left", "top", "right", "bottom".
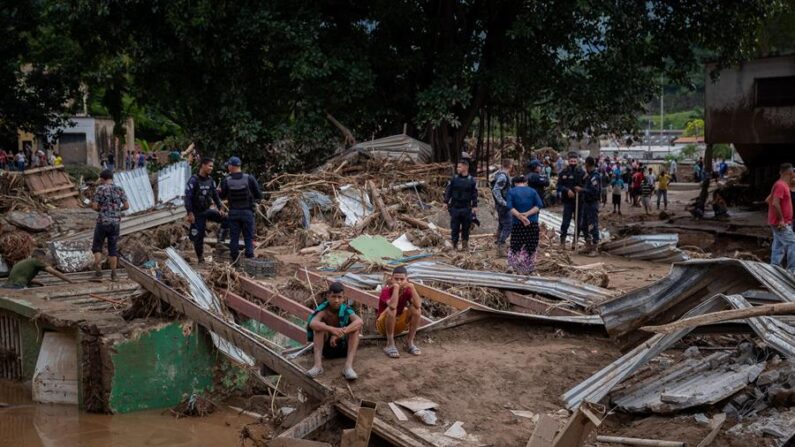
[
  {"left": 305, "top": 282, "right": 363, "bottom": 380},
  {"left": 376, "top": 266, "right": 422, "bottom": 359},
  {"left": 91, "top": 169, "right": 129, "bottom": 281}
]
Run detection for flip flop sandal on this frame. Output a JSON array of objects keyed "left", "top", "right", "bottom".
[
  {"left": 305, "top": 366, "right": 324, "bottom": 378},
  {"left": 405, "top": 344, "right": 422, "bottom": 356},
  {"left": 384, "top": 346, "right": 400, "bottom": 359}
]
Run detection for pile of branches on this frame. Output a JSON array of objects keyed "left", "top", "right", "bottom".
[
  {"left": 0, "top": 172, "right": 43, "bottom": 213},
  {"left": 171, "top": 393, "right": 218, "bottom": 418}
]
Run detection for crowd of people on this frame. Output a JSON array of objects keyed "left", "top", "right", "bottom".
[{"left": 0, "top": 148, "right": 63, "bottom": 171}]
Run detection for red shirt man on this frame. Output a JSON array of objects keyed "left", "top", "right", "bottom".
[
  {"left": 767, "top": 163, "right": 795, "bottom": 273},
  {"left": 376, "top": 266, "right": 423, "bottom": 358}
]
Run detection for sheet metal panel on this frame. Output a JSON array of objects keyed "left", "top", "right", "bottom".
[
  {"left": 164, "top": 248, "right": 254, "bottom": 366},
  {"left": 601, "top": 234, "right": 688, "bottom": 263},
  {"left": 404, "top": 261, "right": 613, "bottom": 308},
  {"left": 115, "top": 167, "right": 155, "bottom": 214},
  {"left": 158, "top": 161, "right": 191, "bottom": 205}
]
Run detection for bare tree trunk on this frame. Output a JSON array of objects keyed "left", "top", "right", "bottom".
[{"left": 325, "top": 112, "right": 356, "bottom": 147}]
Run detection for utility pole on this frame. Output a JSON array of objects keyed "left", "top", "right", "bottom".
[{"left": 659, "top": 76, "right": 664, "bottom": 133}]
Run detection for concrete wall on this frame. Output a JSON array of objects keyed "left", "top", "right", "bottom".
[{"left": 705, "top": 55, "right": 795, "bottom": 146}]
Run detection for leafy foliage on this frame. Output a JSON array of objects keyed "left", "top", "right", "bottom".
[{"left": 684, "top": 119, "right": 706, "bottom": 137}]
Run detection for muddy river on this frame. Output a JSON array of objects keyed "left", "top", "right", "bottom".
[{"left": 0, "top": 381, "right": 249, "bottom": 446}]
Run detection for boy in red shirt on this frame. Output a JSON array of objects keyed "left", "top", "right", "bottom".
[
  {"left": 376, "top": 266, "right": 423, "bottom": 358},
  {"left": 767, "top": 163, "right": 795, "bottom": 272}
]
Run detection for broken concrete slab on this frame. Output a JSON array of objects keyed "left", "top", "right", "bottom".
[
  {"left": 6, "top": 210, "right": 54, "bottom": 232},
  {"left": 49, "top": 240, "right": 94, "bottom": 273}
]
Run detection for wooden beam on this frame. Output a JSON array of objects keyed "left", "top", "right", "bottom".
[
  {"left": 276, "top": 404, "right": 337, "bottom": 439},
  {"left": 335, "top": 400, "right": 433, "bottom": 447},
  {"left": 220, "top": 290, "right": 307, "bottom": 343},
  {"left": 641, "top": 301, "right": 795, "bottom": 334},
  {"left": 47, "top": 190, "right": 79, "bottom": 200},
  {"left": 121, "top": 258, "right": 331, "bottom": 401},
  {"left": 238, "top": 277, "right": 313, "bottom": 320},
  {"left": 526, "top": 414, "right": 558, "bottom": 447},
  {"left": 368, "top": 180, "right": 396, "bottom": 230},
  {"left": 413, "top": 283, "right": 488, "bottom": 310},
  {"left": 22, "top": 165, "right": 65, "bottom": 175},
  {"left": 31, "top": 184, "right": 75, "bottom": 195},
  {"left": 352, "top": 400, "right": 377, "bottom": 447},
  {"left": 504, "top": 291, "right": 583, "bottom": 317}
]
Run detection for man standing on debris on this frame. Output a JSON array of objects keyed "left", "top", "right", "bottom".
[
  {"left": 526, "top": 160, "right": 550, "bottom": 205},
  {"left": 219, "top": 156, "right": 262, "bottom": 264},
  {"left": 185, "top": 157, "right": 227, "bottom": 264},
  {"left": 444, "top": 159, "right": 478, "bottom": 251},
  {"left": 2, "top": 250, "right": 74, "bottom": 289},
  {"left": 575, "top": 156, "right": 601, "bottom": 255},
  {"left": 491, "top": 159, "right": 513, "bottom": 257},
  {"left": 91, "top": 169, "right": 130, "bottom": 281},
  {"left": 377, "top": 266, "right": 423, "bottom": 358},
  {"left": 768, "top": 163, "right": 795, "bottom": 272},
  {"left": 306, "top": 281, "right": 363, "bottom": 380},
  {"left": 556, "top": 152, "right": 585, "bottom": 249},
  {"left": 669, "top": 158, "right": 678, "bottom": 183},
  {"left": 657, "top": 170, "right": 671, "bottom": 210}
]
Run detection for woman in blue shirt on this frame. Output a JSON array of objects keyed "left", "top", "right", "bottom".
[{"left": 506, "top": 176, "right": 544, "bottom": 274}]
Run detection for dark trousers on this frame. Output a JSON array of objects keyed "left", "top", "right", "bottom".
[
  {"left": 190, "top": 209, "right": 228, "bottom": 259},
  {"left": 449, "top": 207, "right": 472, "bottom": 244},
  {"left": 228, "top": 208, "right": 255, "bottom": 262},
  {"left": 495, "top": 204, "right": 512, "bottom": 244},
  {"left": 560, "top": 200, "right": 586, "bottom": 242},
  {"left": 582, "top": 202, "right": 600, "bottom": 243}
]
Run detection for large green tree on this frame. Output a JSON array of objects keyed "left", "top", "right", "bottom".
[{"left": 43, "top": 0, "right": 789, "bottom": 168}]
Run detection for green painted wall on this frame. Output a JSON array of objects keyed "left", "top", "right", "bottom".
[{"left": 109, "top": 322, "right": 216, "bottom": 413}]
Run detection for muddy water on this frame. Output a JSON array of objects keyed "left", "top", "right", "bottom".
[{"left": 0, "top": 381, "right": 250, "bottom": 447}]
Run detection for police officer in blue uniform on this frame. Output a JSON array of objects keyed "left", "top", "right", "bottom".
[
  {"left": 526, "top": 159, "right": 550, "bottom": 205},
  {"left": 575, "top": 156, "right": 601, "bottom": 255},
  {"left": 185, "top": 157, "right": 227, "bottom": 264},
  {"left": 219, "top": 156, "right": 262, "bottom": 263},
  {"left": 444, "top": 159, "right": 478, "bottom": 251},
  {"left": 556, "top": 152, "right": 586, "bottom": 248}
]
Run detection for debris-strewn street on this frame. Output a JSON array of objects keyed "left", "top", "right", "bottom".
[{"left": 2, "top": 3, "right": 795, "bottom": 446}]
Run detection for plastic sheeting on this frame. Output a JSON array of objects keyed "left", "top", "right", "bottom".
[
  {"left": 157, "top": 161, "right": 191, "bottom": 205},
  {"left": 115, "top": 168, "right": 155, "bottom": 215},
  {"left": 336, "top": 185, "right": 373, "bottom": 226}
]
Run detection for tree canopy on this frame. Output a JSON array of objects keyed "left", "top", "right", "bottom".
[{"left": 1, "top": 0, "right": 789, "bottom": 170}]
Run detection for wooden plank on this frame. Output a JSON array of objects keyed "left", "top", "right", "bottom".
[
  {"left": 276, "top": 404, "right": 337, "bottom": 439},
  {"left": 335, "top": 400, "right": 433, "bottom": 447},
  {"left": 269, "top": 439, "right": 331, "bottom": 447},
  {"left": 696, "top": 413, "right": 726, "bottom": 447},
  {"left": 352, "top": 400, "right": 377, "bottom": 447},
  {"left": 238, "top": 277, "right": 313, "bottom": 320},
  {"left": 121, "top": 258, "right": 332, "bottom": 401},
  {"left": 413, "top": 283, "right": 488, "bottom": 310},
  {"left": 46, "top": 190, "right": 79, "bottom": 200},
  {"left": 297, "top": 270, "right": 432, "bottom": 326},
  {"left": 22, "top": 165, "right": 65, "bottom": 175},
  {"left": 504, "top": 291, "right": 583, "bottom": 317},
  {"left": 368, "top": 180, "right": 396, "bottom": 230},
  {"left": 526, "top": 414, "right": 558, "bottom": 447},
  {"left": 388, "top": 402, "right": 409, "bottom": 421},
  {"left": 31, "top": 184, "right": 75, "bottom": 195},
  {"left": 221, "top": 290, "right": 307, "bottom": 343}
]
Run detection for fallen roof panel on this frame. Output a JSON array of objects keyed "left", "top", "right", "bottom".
[
  {"left": 601, "top": 234, "right": 689, "bottom": 263},
  {"left": 598, "top": 258, "right": 795, "bottom": 336},
  {"left": 405, "top": 261, "right": 613, "bottom": 308}
]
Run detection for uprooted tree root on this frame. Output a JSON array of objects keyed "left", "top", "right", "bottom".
[{"left": 0, "top": 231, "right": 35, "bottom": 265}]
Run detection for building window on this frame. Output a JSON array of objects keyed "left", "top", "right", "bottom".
[{"left": 755, "top": 76, "right": 795, "bottom": 107}]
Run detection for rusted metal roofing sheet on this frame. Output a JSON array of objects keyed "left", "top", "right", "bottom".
[
  {"left": 598, "top": 258, "right": 795, "bottom": 336},
  {"left": 601, "top": 234, "right": 688, "bottom": 263},
  {"left": 115, "top": 167, "right": 155, "bottom": 214},
  {"left": 157, "top": 161, "right": 191, "bottom": 205},
  {"left": 405, "top": 261, "right": 614, "bottom": 308}
]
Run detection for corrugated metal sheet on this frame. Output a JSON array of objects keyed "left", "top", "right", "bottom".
[
  {"left": 564, "top": 293, "right": 795, "bottom": 409},
  {"left": 598, "top": 258, "right": 795, "bottom": 336},
  {"left": 164, "top": 248, "right": 254, "bottom": 366},
  {"left": 601, "top": 234, "right": 688, "bottom": 263},
  {"left": 538, "top": 210, "right": 610, "bottom": 244},
  {"left": 612, "top": 352, "right": 765, "bottom": 413},
  {"left": 405, "top": 261, "right": 614, "bottom": 308},
  {"left": 352, "top": 134, "right": 432, "bottom": 163},
  {"left": 59, "top": 208, "right": 186, "bottom": 242},
  {"left": 157, "top": 161, "right": 191, "bottom": 205},
  {"left": 115, "top": 167, "right": 155, "bottom": 214}
]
